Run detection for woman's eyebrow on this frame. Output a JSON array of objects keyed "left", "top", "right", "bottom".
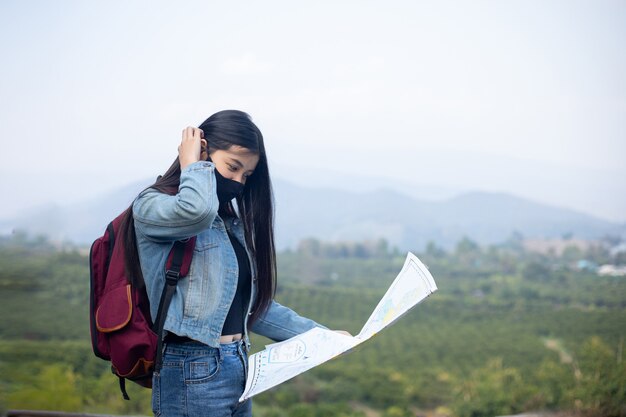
[{"left": 228, "top": 158, "right": 244, "bottom": 168}]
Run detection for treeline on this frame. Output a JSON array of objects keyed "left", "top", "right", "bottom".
[
  {"left": 292, "top": 233, "right": 626, "bottom": 265},
  {"left": 0, "top": 233, "right": 625, "bottom": 416},
  {"left": 295, "top": 237, "right": 395, "bottom": 259}
]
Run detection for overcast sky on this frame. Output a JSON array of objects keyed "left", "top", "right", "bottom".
[{"left": 1, "top": 0, "right": 624, "bottom": 223}]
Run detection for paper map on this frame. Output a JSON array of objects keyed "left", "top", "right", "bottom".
[{"left": 239, "top": 252, "right": 438, "bottom": 402}]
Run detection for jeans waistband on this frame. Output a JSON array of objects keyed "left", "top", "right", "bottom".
[
  {"left": 220, "top": 339, "right": 246, "bottom": 355},
  {"left": 164, "top": 339, "right": 247, "bottom": 356}
]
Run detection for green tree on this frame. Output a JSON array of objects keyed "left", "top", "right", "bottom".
[
  {"left": 382, "top": 405, "right": 413, "bottom": 417},
  {"left": 534, "top": 359, "right": 574, "bottom": 409},
  {"left": 288, "top": 403, "right": 316, "bottom": 417},
  {"left": 569, "top": 336, "right": 626, "bottom": 417},
  {"left": 298, "top": 238, "right": 322, "bottom": 257},
  {"left": 453, "top": 358, "right": 533, "bottom": 417},
  {"left": 522, "top": 261, "right": 551, "bottom": 282},
  {"left": 561, "top": 245, "right": 583, "bottom": 263},
  {"left": 425, "top": 241, "right": 446, "bottom": 259},
  {"left": 6, "top": 364, "right": 82, "bottom": 411},
  {"left": 455, "top": 237, "right": 481, "bottom": 266}
]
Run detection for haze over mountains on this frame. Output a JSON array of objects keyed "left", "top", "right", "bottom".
[{"left": 1, "top": 176, "right": 623, "bottom": 250}]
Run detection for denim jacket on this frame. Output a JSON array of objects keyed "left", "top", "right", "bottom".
[{"left": 132, "top": 160, "right": 325, "bottom": 348}]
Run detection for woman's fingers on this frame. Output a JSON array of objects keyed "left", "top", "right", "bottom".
[{"left": 179, "top": 126, "right": 204, "bottom": 170}]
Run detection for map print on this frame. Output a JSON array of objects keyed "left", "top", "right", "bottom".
[{"left": 240, "top": 252, "right": 438, "bottom": 402}]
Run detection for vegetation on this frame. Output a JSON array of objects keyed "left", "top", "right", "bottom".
[{"left": 0, "top": 234, "right": 624, "bottom": 416}]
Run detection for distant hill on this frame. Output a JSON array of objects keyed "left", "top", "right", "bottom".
[
  {"left": 1, "top": 177, "right": 624, "bottom": 250},
  {"left": 0, "top": 178, "right": 153, "bottom": 245},
  {"left": 272, "top": 180, "right": 625, "bottom": 250}
]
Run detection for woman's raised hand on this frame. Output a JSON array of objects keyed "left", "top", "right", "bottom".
[{"left": 178, "top": 126, "right": 206, "bottom": 170}]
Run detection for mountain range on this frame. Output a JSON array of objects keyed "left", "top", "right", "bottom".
[{"left": 1, "top": 177, "right": 623, "bottom": 250}]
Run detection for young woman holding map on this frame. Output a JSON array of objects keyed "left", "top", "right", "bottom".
[{"left": 117, "top": 110, "right": 349, "bottom": 416}]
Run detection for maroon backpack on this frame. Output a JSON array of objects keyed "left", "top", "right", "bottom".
[{"left": 89, "top": 210, "right": 196, "bottom": 399}]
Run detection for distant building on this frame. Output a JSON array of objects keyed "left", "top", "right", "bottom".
[
  {"left": 522, "top": 238, "right": 595, "bottom": 256},
  {"left": 609, "top": 242, "right": 626, "bottom": 257},
  {"left": 597, "top": 264, "right": 626, "bottom": 277},
  {"left": 577, "top": 259, "right": 598, "bottom": 271}
]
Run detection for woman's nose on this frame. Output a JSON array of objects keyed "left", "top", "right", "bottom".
[{"left": 233, "top": 174, "right": 246, "bottom": 184}]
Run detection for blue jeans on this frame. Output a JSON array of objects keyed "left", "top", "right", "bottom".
[{"left": 152, "top": 340, "right": 252, "bottom": 417}]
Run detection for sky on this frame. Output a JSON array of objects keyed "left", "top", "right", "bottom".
[{"left": 1, "top": 0, "right": 625, "bottom": 223}]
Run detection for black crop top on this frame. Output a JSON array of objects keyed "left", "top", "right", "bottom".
[{"left": 221, "top": 230, "right": 252, "bottom": 335}]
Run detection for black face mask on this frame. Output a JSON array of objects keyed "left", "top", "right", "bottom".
[{"left": 213, "top": 166, "right": 245, "bottom": 204}]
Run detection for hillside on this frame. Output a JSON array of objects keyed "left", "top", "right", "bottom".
[
  {"left": 1, "top": 177, "right": 622, "bottom": 250},
  {"left": 0, "top": 237, "right": 624, "bottom": 416}
]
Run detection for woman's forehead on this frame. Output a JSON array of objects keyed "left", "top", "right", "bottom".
[
  {"left": 226, "top": 145, "right": 256, "bottom": 156},
  {"left": 222, "top": 145, "right": 260, "bottom": 169}
]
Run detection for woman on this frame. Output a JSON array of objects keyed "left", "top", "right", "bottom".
[{"left": 119, "top": 110, "right": 344, "bottom": 417}]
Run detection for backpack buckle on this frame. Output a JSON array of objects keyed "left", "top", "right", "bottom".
[{"left": 165, "top": 270, "right": 180, "bottom": 284}]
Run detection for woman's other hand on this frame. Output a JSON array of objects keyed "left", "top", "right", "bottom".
[{"left": 178, "top": 127, "right": 207, "bottom": 170}]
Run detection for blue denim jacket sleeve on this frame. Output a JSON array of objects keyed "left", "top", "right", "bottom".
[
  {"left": 250, "top": 300, "right": 328, "bottom": 342},
  {"left": 132, "top": 161, "right": 218, "bottom": 242}
]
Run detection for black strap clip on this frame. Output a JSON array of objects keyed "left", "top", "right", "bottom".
[{"left": 165, "top": 269, "right": 180, "bottom": 284}]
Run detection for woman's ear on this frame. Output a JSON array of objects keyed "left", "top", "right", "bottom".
[{"left": 200, "top": 139, "right": 209, "bottom": 161}]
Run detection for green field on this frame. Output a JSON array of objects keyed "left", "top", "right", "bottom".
[{"left": 0, "top": 236, "right": 624, "bottom": 417}]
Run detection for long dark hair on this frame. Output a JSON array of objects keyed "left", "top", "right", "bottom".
[{"left": 118, "top": 110, "right": 276, "bottom": 326}]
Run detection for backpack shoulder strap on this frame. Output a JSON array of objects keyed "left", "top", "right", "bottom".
[{"left": 153, "top": 237, "right": 197, "bottom": 372}]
